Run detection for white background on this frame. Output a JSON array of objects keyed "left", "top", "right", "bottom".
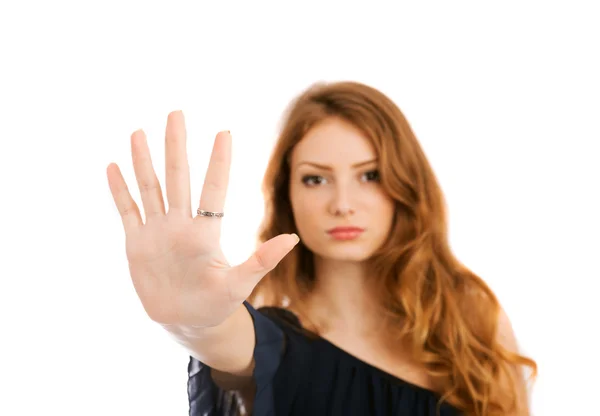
[{"left": 1, "top": 2, "right": 598, "bottom": 415}]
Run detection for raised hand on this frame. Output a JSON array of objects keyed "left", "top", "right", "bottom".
[{"left": 107, "top": 111, "right": 299, "bottom": 327}]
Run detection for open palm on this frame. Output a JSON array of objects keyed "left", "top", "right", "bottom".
[{"left": 107, "top": 111, "right": 298, "bottom": 327}]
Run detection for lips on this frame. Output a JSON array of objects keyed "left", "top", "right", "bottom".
[
  {"left": 327, "top": 226, "right": 364, "bottom": 233},
  {"left": 327, "top": 226, "right": 365, "bottom": 241}
]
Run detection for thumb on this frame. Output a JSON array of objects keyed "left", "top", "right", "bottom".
[{"left": 231, "top": 233, "right": 300, "bottom": 296}]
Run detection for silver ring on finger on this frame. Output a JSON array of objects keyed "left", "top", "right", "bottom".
[{"left": 196, "top": 208, "right": 224, "bottom": 218}]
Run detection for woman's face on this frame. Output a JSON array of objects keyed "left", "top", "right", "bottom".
[{"left": 289, "top": 117, "right": 395, "bottom": 262}]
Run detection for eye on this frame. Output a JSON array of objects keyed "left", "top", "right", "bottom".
[
  {"left": 301, "top": 175, "right": 326, "bottom": 186},
  {"left": 362, "top": 169, "right": 380, "bottom": 182}
]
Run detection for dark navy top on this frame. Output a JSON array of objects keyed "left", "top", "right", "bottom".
[{"left": 188, "top": 302, "right": 461, "bottom": 416}]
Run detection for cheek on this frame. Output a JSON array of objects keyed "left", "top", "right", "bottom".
[
  {"left": 290, "top": 187, "right": 321, "bottom": 229},
  {"left": 369, "top": 191, "right": 396, "bottom": 227}
]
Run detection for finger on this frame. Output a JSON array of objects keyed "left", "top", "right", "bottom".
[
  {"left": 165, "top": 110, "right": 191, "bottom": 216},
  {"left": 196, "top": 130, "right": 231, "bottom": 223},
  {"left": 107, "top": 163, "right": 143, "bottom": 232},
  {"left": 230, "top": 233, "right": 300, "bottom": 297},
  {"left": 131, "top": 129, "right": 165, "bottom": 219}
]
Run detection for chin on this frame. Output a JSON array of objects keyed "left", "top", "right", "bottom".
[{"left": 316, "top": 245, "right": 376, "bottom": 263}]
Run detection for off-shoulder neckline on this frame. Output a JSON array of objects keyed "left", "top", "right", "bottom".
[{"left": 260, "top": 306, "right": 442, "bottom": 397}]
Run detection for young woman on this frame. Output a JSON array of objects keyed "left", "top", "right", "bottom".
[{"left": 107, "top": 81, "right": 537, "bottom": 415}]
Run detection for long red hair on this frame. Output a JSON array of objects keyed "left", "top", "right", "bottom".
[{"left": 248, "top": 81, "right": 537, "bottom": 415}]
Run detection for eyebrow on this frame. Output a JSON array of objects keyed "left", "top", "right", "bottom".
[{"left": 295, "top": 158, "right": 378, "bottom": 171}]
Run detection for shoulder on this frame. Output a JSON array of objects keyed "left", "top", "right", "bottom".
[
  {"left": 496, "top": 305, "right": 519, "bottom": 352},
  {"left": 257, "top": 306, "right": 303, "bottom": 329},
  {"left": 495, "top": 305, "right": 535, "bottom": 414},
  {"left": 254, "top": 304, "right": 320, "bottom": 344}
]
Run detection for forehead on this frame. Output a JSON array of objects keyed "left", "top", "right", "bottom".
[{"left": 290, "top": 118, "right": 376, "bottom": 165}]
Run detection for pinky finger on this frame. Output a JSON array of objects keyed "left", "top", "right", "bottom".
[{"left": 107, "top": 163, "right": 143, "bottom": 232}]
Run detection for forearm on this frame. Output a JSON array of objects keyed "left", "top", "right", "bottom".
[{"left": 163, "top": 303, "right": 256, "bottom": 376}]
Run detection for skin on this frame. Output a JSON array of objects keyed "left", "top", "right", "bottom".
[
  {"left": 288, "top": 117, "right": 394, "bottom": 337},
  {"left": 288, "top": 117, "right": 436, "bottom": 389},
  {"left": 288, "top": 118, "right": 529, "bottom": 413},
  {"left": 109, "top": 111, "right": 529, "bottom": 414}
]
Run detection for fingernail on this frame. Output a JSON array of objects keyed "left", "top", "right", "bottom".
[{"left": 291, "top": 233, "right": 300, "bottom": 243}]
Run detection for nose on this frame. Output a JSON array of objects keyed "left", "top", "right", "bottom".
[{"left": 328, "top": 184, "right": 355, "bottom": 217}]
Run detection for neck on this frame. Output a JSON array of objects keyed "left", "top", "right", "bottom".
[{"left": 304, "top": 257, "right": 382, "bottom": 335}]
